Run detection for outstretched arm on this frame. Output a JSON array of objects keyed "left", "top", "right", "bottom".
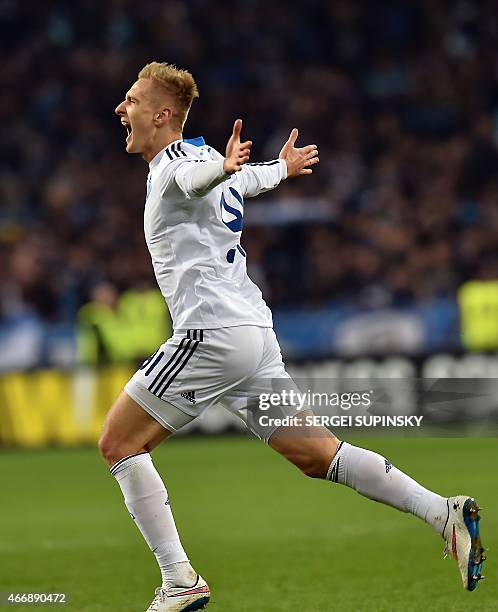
[
  {"left": 174, "top": 121, "right": 318, "bottom": 199},
  {"left": 174, "top": 119, "right": 252, "bottom": 198},
  {"left": 237, "top": 127, "right": 319, "bottom": 197}
]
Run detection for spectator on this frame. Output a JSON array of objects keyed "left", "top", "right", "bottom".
[{"left": 1, "top": 0, "right": 497, "bottom": 325}]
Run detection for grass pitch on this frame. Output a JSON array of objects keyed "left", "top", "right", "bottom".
[{"left": 1, "top": 436, "right": 497, "bottom": 611}]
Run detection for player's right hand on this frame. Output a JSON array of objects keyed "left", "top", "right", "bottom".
[{"left": 224, "top": 119, "right": 252, "bottom": 174}]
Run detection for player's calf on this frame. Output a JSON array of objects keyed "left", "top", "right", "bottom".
[
  {"left": 101, "top": 391, "right": 207, "bottom": 608},
  {"left": 269, "top": 421, "right": 341, "bottom": 479},
  {"left": 325, "top": 441, "right": 449, "bottom": 532},
  {"left": 270, "top": 429, "right": 448, "bottom": 533}
]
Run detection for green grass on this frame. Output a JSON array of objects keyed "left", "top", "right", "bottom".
[{"left": 1, "top": 436, "right": 497, "bottom": 611}]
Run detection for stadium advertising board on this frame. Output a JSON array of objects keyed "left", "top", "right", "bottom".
[{"left": 1, "top": 352, "right": 497, "bottom": 446}]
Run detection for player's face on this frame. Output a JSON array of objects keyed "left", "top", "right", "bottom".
[{"left": 115, "top": 79, "right": 160, "bottom": 155}]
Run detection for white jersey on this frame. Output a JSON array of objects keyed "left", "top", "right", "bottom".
[{"left": 144, "top": 137, "right": 287, "bottom": 330}]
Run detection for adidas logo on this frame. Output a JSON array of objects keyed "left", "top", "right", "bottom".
[
  {"left": 384, "top": 459, "right": 393, "bottom": 474},
  {"left": 181, "top": 390, "right": 196, "bottom": 404}
]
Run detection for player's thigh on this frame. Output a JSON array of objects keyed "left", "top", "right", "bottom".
[
  {"left": 129, "top": 327, "right": 264, "bottom": 418},
  {"left": 221, "top": 328, "right": 341, "bottom": 475},
  {"left": 220, "top": 327, "right": 299, "bottom": 440},
  {"left": 116, "top": 327, "right": 263, "bottom": 455},
  {"left": 99, "top": 390, "right": 173, "bottom": 465}
]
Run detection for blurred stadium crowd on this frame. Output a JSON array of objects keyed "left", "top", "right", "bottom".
[{"left": 1, "top": 0, "right": 498, "bottom": 327}]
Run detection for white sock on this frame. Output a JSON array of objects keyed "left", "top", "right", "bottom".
[
  {"left": 327, "top": 442, "right": 448, "bottom": 534},
  {"left": 111, "top": 452, "right": 195, "bottom": 587}
]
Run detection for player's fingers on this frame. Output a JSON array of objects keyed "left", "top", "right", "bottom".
[
  {"left": 283, "top": 127, "right": 298, "bottom": 148},
  {"left": 305, "top": 149, "right": 319, "bottom": 160},
  {"left": 301, "top": 144, "right": 318, "bottom": 154},
  {"left": 288, "top": 128, "right": 298, "bottom": 146},
  {"left": 240, "top": 140, "right": 252, "bottom": 148},
  {"left": 232, "top": 118, "right": 243, "bottom": 140},
  {"left": 300, "top": 168, "right": 313, "bottom": 175}
]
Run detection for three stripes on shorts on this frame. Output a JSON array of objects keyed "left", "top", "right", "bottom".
[{"left": 146, "top": 330, "right": 204, "bottom": 398}]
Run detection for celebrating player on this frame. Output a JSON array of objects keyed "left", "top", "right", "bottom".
[{"left": 99, "top": 62, "right": 485, "bottom": 611}]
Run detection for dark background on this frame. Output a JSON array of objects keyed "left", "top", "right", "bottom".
[{"left": 1, "top": 0, "right": 498, "bottom": 366}]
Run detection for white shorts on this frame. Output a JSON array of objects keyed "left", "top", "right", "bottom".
[{"left": 124, "top": 325, "right": 299, "bottom": 442}]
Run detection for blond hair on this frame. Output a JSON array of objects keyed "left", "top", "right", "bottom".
[{"left": 138, "top": 62, "right": 199, "bottom": 130}]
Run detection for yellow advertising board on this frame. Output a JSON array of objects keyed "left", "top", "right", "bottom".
[
  {"left": 458, "top": 280, "right": 498, "bottom": 350},
  {"left": 0, "top": 366, "right": 135, "bottom": 447}
]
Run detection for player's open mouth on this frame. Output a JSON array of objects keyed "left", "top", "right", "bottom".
[{"left": 121, "top": 119, "right": 132, "bottom": 141}]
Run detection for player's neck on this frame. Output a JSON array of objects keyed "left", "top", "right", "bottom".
[{"left": 142, "top": 132, "right": 183, "bottom": 163}]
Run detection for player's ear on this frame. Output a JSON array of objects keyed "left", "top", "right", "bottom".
[{"left": 154, "top": 106, "right": 172, "bottom": 126}]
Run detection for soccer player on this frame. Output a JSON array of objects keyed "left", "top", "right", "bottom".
[{"left": 100, "top": 62, "right": 485, "bottom": 611}]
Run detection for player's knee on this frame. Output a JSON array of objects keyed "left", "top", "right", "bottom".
[
  {"left": 97, "top": 433, "right": 114, "bottom": 464},
  {"left": 98, "top": 433, "right": 132, "bottom": 468}
]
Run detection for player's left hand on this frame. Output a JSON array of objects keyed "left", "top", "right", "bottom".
[
  {"left": 279, "top": 128, "right": 319, "bottom": 178},
  {"left": 224, "top": 119, "right": 252, "bottom": 174}
]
